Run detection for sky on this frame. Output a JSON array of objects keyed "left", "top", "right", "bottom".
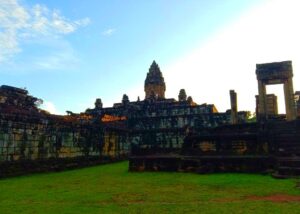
[{"left": 1, "top": 0, "right": 300, "bottom": 115}]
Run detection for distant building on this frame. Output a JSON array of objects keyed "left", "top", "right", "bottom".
[
  {"left": 256, "top": 94, "right": 278, "bottom": 117},
  {"left": 86, "top": 61, "right": 249, "bottom": 149}
]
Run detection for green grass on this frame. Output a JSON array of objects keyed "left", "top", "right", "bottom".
[{"left": 0, "top": 161, "right": 299, "bottom": 214}]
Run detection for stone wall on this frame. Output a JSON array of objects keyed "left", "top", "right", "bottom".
[
  {"left": 129, "top": 104, "right": 249, "bottom": 152},
  {"left": 0, "top": 113, "right": 129, "bottom": 162},
  {"left": 129, "top": 120, "right": 300, "bottom": 177},
  {"left": 129, "top": 123, "right": 273, "bottom": 173}
]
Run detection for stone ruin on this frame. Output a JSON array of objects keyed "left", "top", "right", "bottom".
[
  {"left": 256, "top": 61, "right": 296, "bottom": 121},
  {"left": 144, "top": 61, "right": 166, "bottom": 99},
  {"left": 127, "top": 60, "right": 300, "bottom": 177},
  {"left": 1, "top": 60, "right": 300, "bottom": 178},
  {"left": 0, "top": 85, "right": 129, "bottom": 177}
]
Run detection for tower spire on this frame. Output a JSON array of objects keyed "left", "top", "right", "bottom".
[{"left": 144, "top": 61, "right": 166, "bottom": 99}]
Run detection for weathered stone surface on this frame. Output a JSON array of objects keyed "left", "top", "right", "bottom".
[
  {"left": 122, "top": 94, "right": 129, "bottom": 105},
  {"left": 95, "top": 98, "right": 103, "bottom": 109},
  {"left": 256, "top": 61, "right": 296, "bottom": 121},
  {"left": 256, "top": 94, "right": 278, "bottom": 117},
  {"left": 144, "top": 61, "right": 166, "bottom": 99},
  {"left": 256, "top": 61, "right": 293, "bottom": 81},
  {"left": 2, "top": 60, "right": 299, "bottom": 177},
  {"left": 230, "top": 90, "right": 238, "bottom": 124},
  {"left": 178, "top": 89, "right": 187, "bottom": 102},
  {"left": 0, "top": 86, "right": 129, "bottom": 165}
]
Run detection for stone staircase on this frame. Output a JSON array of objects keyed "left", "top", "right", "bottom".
[{"left": 268, "top": 121, "right": 300, "bottom": 177}]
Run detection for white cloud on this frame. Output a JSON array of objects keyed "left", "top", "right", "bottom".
[
  {"left": 163, "top": 0, "right": 300, "bottom": 113},
  {"left": 102, "top": 28, "right": 116, "bottom": 36},
  {"left": 0, "top": 0, "right": 90, "bottom": 63},
  {"left": 41, "top": 101, "right": 60, "bottom": 115},
  {"left": 0, "top": 29, "right": 21, "bottom": 62},
  {"left": 74, "top": 18, "right": 90, "bottom": 27}
]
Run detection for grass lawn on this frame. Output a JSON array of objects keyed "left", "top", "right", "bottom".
[{"left": 0, "top": 161, "right": 299, "bottom": 214}]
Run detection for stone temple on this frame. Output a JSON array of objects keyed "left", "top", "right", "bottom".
[
  {"left": 1, "top": 60, "right": 300, "bottom": 178},
  {"left": 144, "top": 61, "right": 166, "bottom": 99}
]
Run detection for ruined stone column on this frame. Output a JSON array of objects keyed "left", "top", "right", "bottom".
[
  {"left": 284, "top": 77, "right": 296, "bottom": 120},
  {"left": 257, "top": 80, "right": 267, "bottom": 120},
  {"left": 230, "top": 90, "right": 238, "bottom": 124}
]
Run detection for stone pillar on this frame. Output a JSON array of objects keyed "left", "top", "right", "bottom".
[
  {"left": 284, "top": 77, "right": 296, "bottom": 120},
  {"left": 256, "top": 61, "right": 295, "bottom": 121},
  {"left": 257, "top": 80, "right": 267, "bottom": 120},
  {"left": 230, "top": 90, "right": 238, "bottom": 124}
]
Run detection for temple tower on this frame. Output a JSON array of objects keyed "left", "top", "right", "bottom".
[{"left": 144, "top": 61, "right": 166, "bottom": 99}]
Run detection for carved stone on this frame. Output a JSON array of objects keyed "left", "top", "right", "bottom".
[
  {"left": 178, "top": 89, "right": 187, "bottom": 102},
  {"left": 144, "top": 61, "right": 166, "bottom": 99},
  {"left": 256, "top": 61, "right": 296, "bottom": 121},
  {"left": 122, "top": 94, "right": 129, "bottom": 105},
  {"left": 95, "top": 98, "right": 103, "bottom": 109},
  {"left": 256, "top": 94, "right": 278, "bottom": 117}
]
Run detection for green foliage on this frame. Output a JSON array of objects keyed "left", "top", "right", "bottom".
[
  {"left": 0, "top": 162, "right": 299, "bottom": 214},
  {"left": 246, "top": 112, "right": 257, "bottom": 123}
]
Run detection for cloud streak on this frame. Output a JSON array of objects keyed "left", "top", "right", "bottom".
[
  {"left": 0, "top": 0, "right": 90, "bottom": 63},
  {"left": 102, "top": 28, "right": 116, "bottom": 36}
]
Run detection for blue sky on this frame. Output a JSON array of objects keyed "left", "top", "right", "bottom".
[{"left": 1, "top": 0, "right": 299, "bottom": 114}]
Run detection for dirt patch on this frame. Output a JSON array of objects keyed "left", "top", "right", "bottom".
[
  {"left": 246, "top": 194, "right": 300, "bottom": 203},
  {"left": 212, "top": 194, "right": 300, "bottom": 203}
]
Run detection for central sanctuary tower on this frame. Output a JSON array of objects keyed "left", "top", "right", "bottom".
[{"left": 144, "top": 61, "right": 166, "bottom": 99}]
